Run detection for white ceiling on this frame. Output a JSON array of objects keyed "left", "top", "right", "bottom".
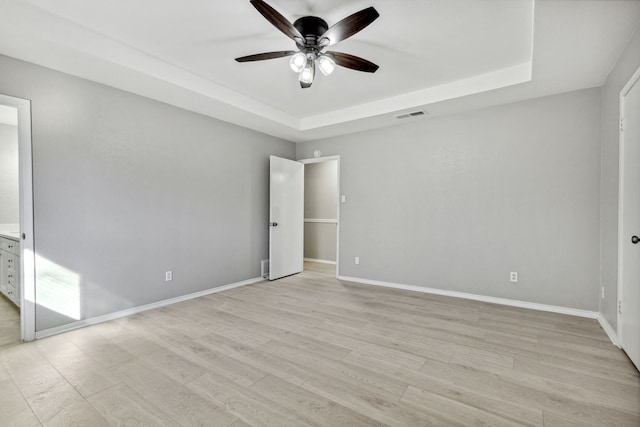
[{"left": 0, "top": 0, "right": 639, "bottom": 142}]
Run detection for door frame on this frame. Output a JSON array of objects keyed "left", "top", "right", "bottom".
[
  {"left": 616, "top": 64, "right": 640, "bottom": 347},
  {"left": 299, "top": 155, "right": 341, "bottom": 277},
  {"left": 0, "top": 93, "right": 35, "bottom": 342}
]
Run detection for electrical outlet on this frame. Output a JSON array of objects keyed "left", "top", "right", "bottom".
[
  {"left": 355, "top": 256, "right": 360, "bottom": 265},
  {"left": 341, "top": 195, "right": 346, "bottom": 203},
  {"left": 165, "top": 271, "right": 173, "bottom": 281},
  {"left": 510, "top": 272, "right": 518, "bottom": 283}
]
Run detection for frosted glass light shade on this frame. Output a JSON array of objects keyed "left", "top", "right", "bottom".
[
  {"left": 299, "top": 64, "right": 314, "bottom": 84},
  {"left": 317, "top": 55, "right": 335, "bottom": 76},
  {"left": 289, "top": 52, "right": 307, "bottom": 73}
]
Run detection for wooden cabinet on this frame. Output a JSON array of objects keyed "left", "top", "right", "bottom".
[{"left": 0, "top": 236, "right": 20, "bottom": 307}]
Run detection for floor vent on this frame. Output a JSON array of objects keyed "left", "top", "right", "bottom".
[
  {"left": 395, "top": 110, "right": 427, "bottom": 120},
  {"left": 261, "top": 259, "right": 269, "bottom": 279}
]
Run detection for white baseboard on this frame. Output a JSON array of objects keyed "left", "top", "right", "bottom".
[
  {"left": 35, "top": 276, "right": 264, "bottom": 339},
  {"left": 337, "top": 275, "right": 599, "bottom": 319},
  {"left": 304, "top": 258, "right": 337, "bottom": 265},
  {"left": 597, "top": 315, "right": 619, "bottom": 347}
]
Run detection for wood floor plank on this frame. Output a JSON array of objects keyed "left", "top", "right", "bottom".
[
  {"left": 0, "top": 378, "right": 42, "bottom": 427},
  {"left": 64, "top": 329, "right": 135, "bottom": 369},
  {"left": 25, "top": 376, "right": 84, "bottom": 424},
  {"left": 38, "top": 340, "right": 122, "bottom": 398},
  {"left": 140, "top": 346, "right": 209, "bottom": 384},
  {"left": 343, "top": 349, "right": 544, "bottom": 427},
  {"left": 400, "top": 385, "right": 528, "bottom": 427},
  {"left": 43, "top": 395, "right": 111, "bottom": 427},
  {"left": 420, "top": 353, "right": 639, "bottom": 425},
  {"left": 302, "top": 373, "right": 457, "bottom": 427},
  {"left": 187, "top": 372, "right": 311, "bottom": 427},
  {"left": 0, "top": 294, "right": 20, "bottom": 349},
  {"left": 0, "top": 262, "right": 637, "bottom": 426},
  {"left": 197, "top": 331, "right": 313, "bottom": 386},
  {"left": 257, "top": 338, "right": 409, "bottom": 400},
  {"left": 154, "top": 330, "right": 268, "bottom": 388},
  {"left": 250, "top": 374, "right": 387, "bottom": 427},
  {"left": 514, "top": 356, "right": 640, "bottom": 408},
  {"left": 538, "top": 353, "right": 640, "bottom": 386},
  {"left": 313, "top": 321, "right": 455, "bottom": 364},
  {"left": 111, "top": 359, "right": 236, "bottom": 426},
  {"left": 450, "top": 346, "right": 515, "bottom": 370},
  {"left": 88, "top": 383, "right": 182, "bottom": 427},
  {"left": 295, "top": 323, "right": 433, "bottom": 369}
]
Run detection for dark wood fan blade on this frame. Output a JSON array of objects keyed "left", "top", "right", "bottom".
[
  {"left": 327, "top": 51, "right": 379, "bottom": 73},
  {"left": 320, "top": 7, "right": 379, "bottom": 46},
  {"left": 235, "top": 51, "right": 297, "bottom": 62},
  {"left": 250, "top": 0, "right": 303, "bottom": 41}
]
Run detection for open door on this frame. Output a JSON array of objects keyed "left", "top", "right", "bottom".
[
  {"left": 619, "top": 67, "right": 640, "bottom": 370},
  {"left": 0, "top": 94, "right": 35, "bottom": 342},
  {"left": 269, "top": 156, "right": 304, "bottom": 280}
]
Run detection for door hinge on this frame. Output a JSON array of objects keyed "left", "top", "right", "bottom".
[
  {"left": 618, "top": 300, "right": 622, "bottom": 315},
  {"left": 620, "top": 118, "right": 625, "bottom": 132}
]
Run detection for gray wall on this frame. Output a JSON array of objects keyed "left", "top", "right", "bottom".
[
  {"left": 0, "top": 123, "right": 19, "bottom": 225},
  {"left": 304, "top": 161, "right": 338, "bottom": 262},
  {"left": 298, "top": 88, "right": 602, "bottom": 311},
  {"left": 599, "top": 27, "right": 640, "bottom": 330},
  {"left": 0, "top": 54, "right": 295, "bottom": 331}
]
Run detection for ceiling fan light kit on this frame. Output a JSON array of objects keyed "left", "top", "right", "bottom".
[
  {"left": 289, "top": 52, "right": 307, "bottom": 73},
  {"left": 235, "top": 0, "right": 380, "bottom": 89},
  {"left": 317, "top": 55, "right": 336, "bottom": 76}
]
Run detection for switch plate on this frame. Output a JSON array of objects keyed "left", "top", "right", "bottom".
[
  {"left": 601, "top": 286, "right": 605, "bottom": 299},
  {"left": 165, "top": 271, "right": 173, "bottom": 281},
  {"left": 355, "top": 256, "right": 360, "bottom": 265},
  {"left": 510, "top": 272, "right": 518, "bottom": 283},
  {"left": 341, "top": 195, "right": 346, "bottom": 203}
]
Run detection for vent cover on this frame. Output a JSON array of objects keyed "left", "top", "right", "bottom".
[{"left": 395, "top": 110, "right": 427, "bottom": 119}]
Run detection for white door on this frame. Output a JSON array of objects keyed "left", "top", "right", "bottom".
[
  {"left": 620, "top": 69, "right": 640, "bottom": 370},
  {"left": 269, "top": 156, "right": 304, "bottom": 280}
]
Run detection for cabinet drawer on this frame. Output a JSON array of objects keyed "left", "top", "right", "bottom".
[
  {"left": 5, "top": 254, "right": 18, "bottom": 272},
  {"left": 7, "top": 272, "right": 18, "bottom": 287},
  {"left": 0, "top": 238, "right": 19, "bottom": 255},
  {"left": 6, "top": 285, "right": 19, "bottom": 306}
]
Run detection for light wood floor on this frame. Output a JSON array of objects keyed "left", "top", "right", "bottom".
[
  {"left": 1, "top": 262, "right": 638, "bottom": 426},
  {"left": 0, "top": 293, "right": 20, "bottom": 348}
]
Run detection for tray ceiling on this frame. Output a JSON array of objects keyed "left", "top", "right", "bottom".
[{"left": 0, "top": 0, "right": 638, "bottom": 141}]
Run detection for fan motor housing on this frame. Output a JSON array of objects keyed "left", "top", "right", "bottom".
[{"left": 293, "top": 16, "right": 328, "bottom": 41}]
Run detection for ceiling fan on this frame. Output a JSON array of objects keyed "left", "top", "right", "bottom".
[{"left": 235, "top": 0, "right": 380, "bottom": 89}]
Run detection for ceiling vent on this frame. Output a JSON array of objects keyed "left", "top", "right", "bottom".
[{"left": 395, "top": 110, "right": 427, "bottom": 119}]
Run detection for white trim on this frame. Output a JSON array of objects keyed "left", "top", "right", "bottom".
[
  {"left": 299, "top": 155, "right": 340, "bottom": 165},
  {"left": 0, "top": 1, "right": 534, "bottom": 140},
  {"left": 301, "top": 62, "right": 532, "bottom": 131},
  {"left": 597, "top": 315, "right": 619, "bottom": 347},
  {"left": 35, "top": 276, "right": 264, "bottom": 339},
  {"left": 617, "top": 64, "right": 640, "bottom": 350},
  {"left": 304, "top": 258, "right": 336, "bottom": 265},
  {"left": 0, "top": 94, "right": 36, "bottom": 342},
  {"left": 304, "top": 218, "right": 337, "bottom": 224},
  {"left": 299, "top": 156, "right": 341, "bottom": 278},
  {"left": 337, "top": 275, "right": 599, "bottom": 319}
]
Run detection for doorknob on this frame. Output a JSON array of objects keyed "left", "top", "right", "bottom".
[
  {"left": 632, "top": 235, "right": 640, "bottom": 244},
  {"left": 269, "top": 222, "right": 278, "bottom": 227}
]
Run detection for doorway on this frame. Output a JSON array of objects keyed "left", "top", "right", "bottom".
[
  {"left": 0, "top": 94, "right": 35, "bottom": 343},
  {"left": 301, "top": 156, "right": 340, "bottom": 277},
  {"left": 617, "top": 65, "right": 640, "bottom": 370}
]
